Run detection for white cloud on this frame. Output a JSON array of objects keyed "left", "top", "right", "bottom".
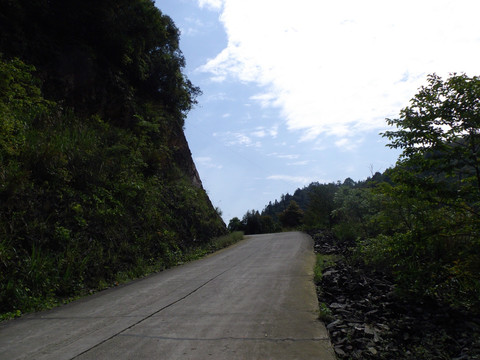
[
  {"left": 334, "top": 138, "right": 350, "bottom": 148},
  {"left": 181, "top": 17, "right": 205, "bottom": 36},
  {"left": 251, "top": 125, "right": 278, "bottom": 139},
  {"left": 195, "top": 156, "right": 223, "bottom": 169},
  {"left": 250, "top": 92, "right": 278, "bottom": 108},
  {"left": 199, "top": 0, "right": 480, "bottom": 139},
  {"left": 198, "top": 0, "right": 223, "bottom": 10},
  {"left": 277, "top": 154, "right": 299, "bottom": 160},
  {"left": 251, "top": 129, "right": 266, "bottom": 138},
  {"left": 214, "top": 131, "right": 261, "bottom": 147},
  {"left": 206, "top": 92, "right": 231, "bottom": 102},
  {"left": 334, "top": 137, "right": 364, "bottom": 151},
  {"left": 268, "top": 124, "right": 278, "bottom": 138},
  {"left": 288, "top": 160, "right": 309, "bottom": 166},
  {"left": 267, "top": 153, "right": 300, "bottom": 160},
  {"left": 267, "top": 175, "right": 313, "bottom": 184}
]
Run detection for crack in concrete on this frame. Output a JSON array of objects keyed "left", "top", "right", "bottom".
[
  {"left": 118, "top": 333, "right": 331, "bottom": 343},
  {"left": 30, "top": 315, "right": 147, "bottom": 320},
  {"left": 69, "top": 249, "right": 258, "bottom": 360}
]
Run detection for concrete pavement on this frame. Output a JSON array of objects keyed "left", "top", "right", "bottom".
[{"left": 0, "top": 232, "right": 335, "bottom": 359}]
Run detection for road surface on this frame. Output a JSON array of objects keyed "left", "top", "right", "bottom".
[{"left": 0, "top": 232, "right": 335, "bottom": 359}]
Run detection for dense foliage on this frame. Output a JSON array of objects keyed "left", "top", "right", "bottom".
[
  {"left": 0, "top": 0, "right": 200, "bottom": 126},
  {"left": 368, "top": 74, "right": 480, "bottom": 311},
  {"left": 0, "top": 1, "right": 226, "bottom": 316},
  {"left": 228, "top": 211, "right": 279, "bottom": 235}
]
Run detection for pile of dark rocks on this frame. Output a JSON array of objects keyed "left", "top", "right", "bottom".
[{"left": 310, "top": 230, "right": 480, "bottom": 360}]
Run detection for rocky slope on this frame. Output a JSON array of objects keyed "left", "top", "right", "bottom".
[{"left": 311, "top": 231, "right": 480, "bottom": 360}]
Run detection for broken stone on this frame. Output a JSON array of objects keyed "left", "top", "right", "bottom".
[
  {"left": 334, "top": 346, "right": 346, "bottom": 356},
  {"left": 329, "top": 302, "right": 345, "bottom": 309},
  {"left": 327, "top": 319, "right": 342, "bottom": 329},
  {"left": 310, "top": 230, "right": 480, "bottom": 360},
  {"left": 364, "top": 324, "right": 375, "bottom": 336}
]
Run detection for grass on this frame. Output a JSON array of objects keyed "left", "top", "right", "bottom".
[
  {"left": 208, "top": 231, "right": 244, "bottom": 251},
  {"left": 1, "top": 232, "right": 244, "bottom": 321},
  {"left": 318, "top": 301, "right": 333, "bottom": 322},
  {"left": 314, "top": 253, "right": 339, "bottom": 323},
  {"left": 113, "top": 231, "right": 245, "bottom": 283},
  {"left": 314, "top": 253, "right": 338, "bottom": 283}
]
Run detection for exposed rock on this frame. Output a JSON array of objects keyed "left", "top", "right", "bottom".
[{"left": 311, "top": 230, "right": 480, "bottom": 360}]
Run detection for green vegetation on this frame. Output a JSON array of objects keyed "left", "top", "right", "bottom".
[
  {"left": 314, "top": 252, "right": 337, "bottom": 323},
  {"left": 228, "top": 211, "right": 280, "bottom": 235},
  {"left": 364, "top": 74, "right": 480, "bottom": 311},
  {"left": 0, "top": 1, "right": 227, "bottom": 318},
  {"left": 233, "top": 178, "right": 358, "bottom": 234},
  {"left": 278, "top": 200, "right": 304, "bottom": 229},
  {"left": 235, "top": 74, "right": 480, "bottom": 314},
  {"left": 317, "top": 301, "right": 333, "bottom": 323},
  {"left": 181, "top": 231, "right": 244, "bottom": 262},
  {"left": 313, "top": 253, "right": 338, "bottom": 284}
]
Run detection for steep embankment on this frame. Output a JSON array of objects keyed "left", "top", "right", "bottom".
[{"left": 0, "top": 0, "right": 226, "bottom": 316}]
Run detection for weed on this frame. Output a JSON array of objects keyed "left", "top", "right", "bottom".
[
  {"left": 318, "top": 302, "right": 333, "bottom": 322},
  {"left": 314, "top": 253, "right": 338, "bottom": 284}
]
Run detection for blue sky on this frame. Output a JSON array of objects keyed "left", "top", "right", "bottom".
[{"left": 155, "top": 0, "right": 480, "bottom": 222}]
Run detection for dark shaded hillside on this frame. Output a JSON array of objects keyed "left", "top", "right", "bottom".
[
  {"left": 0, "top": 0, "right": 199, "bottom": 125},
  {"left": 0, "top": 0, "right": 226, "bottom": 315}
]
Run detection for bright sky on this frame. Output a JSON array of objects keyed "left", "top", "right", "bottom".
[{"left": 155, "top": 0, "right": 480, "bottom": 222}]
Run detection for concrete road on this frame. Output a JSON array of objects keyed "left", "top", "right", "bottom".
[{"left": 0, "top": 232, "right": 335, "bottom": 360}]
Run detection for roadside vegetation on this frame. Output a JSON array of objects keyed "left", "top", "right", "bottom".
[
  {"left": 0, "top": 1, "right": 228, "bottom": 319},
  {"left": 313, "top": 253, "right": 338, "bottom": 284}
]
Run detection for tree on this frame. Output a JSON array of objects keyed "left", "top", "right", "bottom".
[
  {"left": 279, "top": 200, "right": 303, "bottom": 228},
  {"left": 366, "top": 73, "right": 480, "bottom": 309},
  {"left": 259, "top": 215, "right": 278, "bottom": 234},
  {"left": 303, "top": 183, "right": 338, "bottom": 229},
  {"left": 342, "top": 177, "right": 356, "bottom": 187},
  {"left": 331, "top": 186, "right": 382, "bottom": 242},
  {"left": 242, "top": 210, "right": 263, "bottom": 235},
  {"left": 383, "top": 73, "right": 480, "bottom": 214},
  {"left": 228, "top": 217, "right": 243, "bottom": 232}
]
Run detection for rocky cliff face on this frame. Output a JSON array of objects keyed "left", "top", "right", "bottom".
[{"left": 173, "top": 130, "right": 204, "bottom": 190}]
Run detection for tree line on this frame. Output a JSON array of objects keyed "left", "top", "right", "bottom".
[{"left": 228, "top": 176, "right": 380, "bottom": 234}]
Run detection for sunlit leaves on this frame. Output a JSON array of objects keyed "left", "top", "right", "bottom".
[{"left": 364, "top": 74, "right": 480, "bottom": 310}]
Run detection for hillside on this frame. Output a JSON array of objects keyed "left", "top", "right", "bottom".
[{"left": 0, "top": 0, "right": 226, "bottom": 316}]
